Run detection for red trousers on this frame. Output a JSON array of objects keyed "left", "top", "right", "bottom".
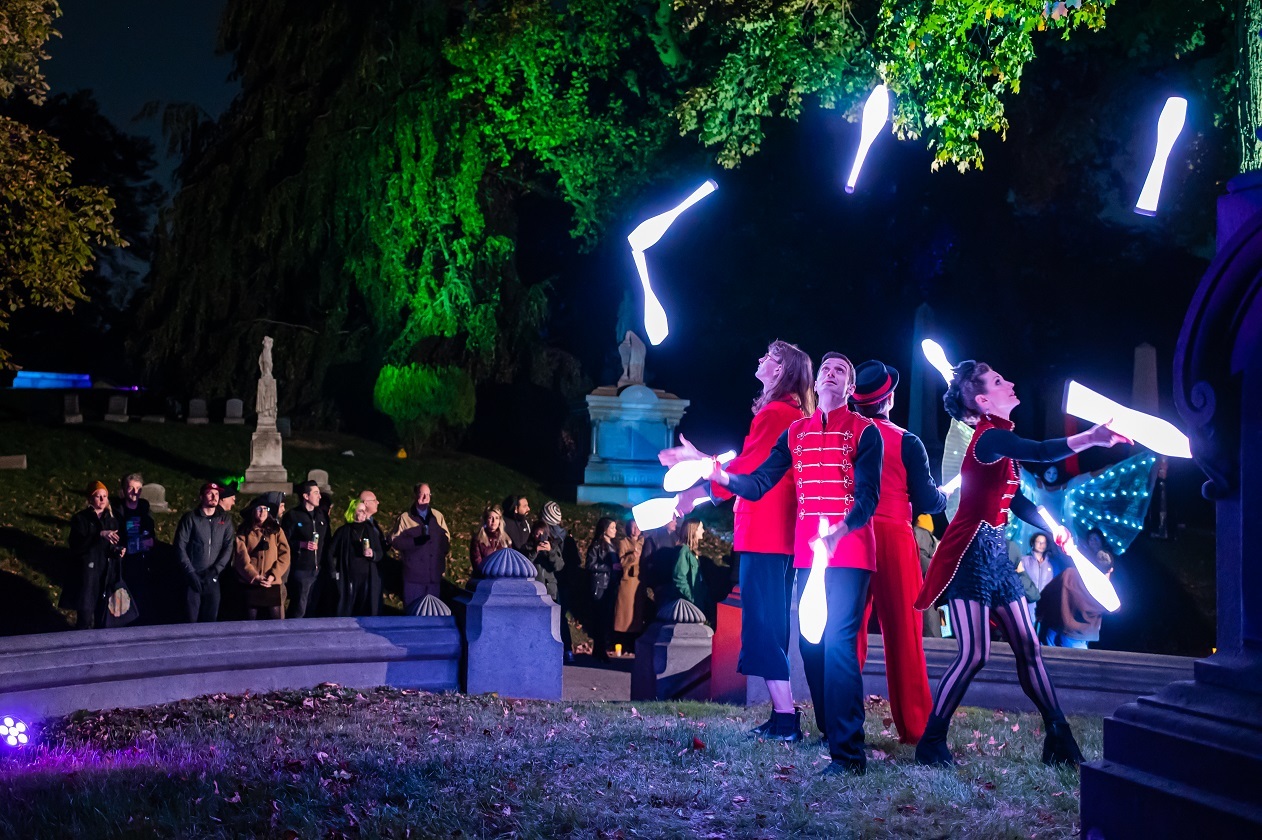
[{"left": 857, "top": 516, "right": 932, "bottom": 744}]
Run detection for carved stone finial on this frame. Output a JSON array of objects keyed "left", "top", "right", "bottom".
[
  {"left": 656, "top": 598, "right": 706, "bottom": 624},
  {"left": 481, "top": 547, "right": 537, "bottom": 579},
  {"left": 411, "top": 594, "right": 451, "bottom": 617}
]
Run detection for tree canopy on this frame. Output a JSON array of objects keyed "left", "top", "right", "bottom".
[
  {"left": 0, "top": 0, "right": 123, "bottom": 365},
  {"left": 143, "top": 0, "right": 1236, "bottom": 445}
]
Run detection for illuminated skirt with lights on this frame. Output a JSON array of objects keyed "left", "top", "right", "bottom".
[{"left": 943, "top": 523, "right": 1025, "bottom": 608}]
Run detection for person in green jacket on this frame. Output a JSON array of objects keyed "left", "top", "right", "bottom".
[{"left": 654, "top": 520, "right": 711, "bottom": 617}]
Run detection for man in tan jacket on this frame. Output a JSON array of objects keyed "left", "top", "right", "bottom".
[{"left": 390, "top": 482, "right": 450, "bottom": 608}]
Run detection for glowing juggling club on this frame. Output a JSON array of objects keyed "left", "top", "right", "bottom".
[
  {"left": 1064, "top": 380, "right": 1192, "bottom": 458},
  {"left": 1037, "top": 506, "right": 1121, "bottom": 613},
  {"left": 626, "top": 180, "right": 718, "bottom": 346},
  {"left": 627, "top": 180, "right": 718, "bottom": 252},
  {"left": 799, "top": 518, "right": 832, "bottom": 645},
  {"left": 631, "top": 250, "right": 670, "bottom": 346},
  {"left": 631, "top": 491, "right": 713, "bottom": 532},
  {"left": 662, "top": 449, "right": 736, "bottom": 493},
  {"left": 1134, "top": 96, "right": 1187, "bottom": 217},
  {"left": 845, "top": 84, "right": 890, "bottom": 194},
  {"left": 940, "top": 473, "right": 961, "bottom": 495},
  {"left": 920, "top": 339, "right": 955, "bottom": 383}
]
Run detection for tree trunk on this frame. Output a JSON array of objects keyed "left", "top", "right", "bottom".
[{"left": 1239, "top": 0, "right": 1262, "bottom": 171}]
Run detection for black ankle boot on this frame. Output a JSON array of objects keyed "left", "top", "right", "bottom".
[
  {"left": 748, "top": 712, "right": 775, "bottom": 738},
  {"left": 764, "top": 708, "right": 804, "bottom": 742},
  {"left": 915, "top": 713, "right": 955, "bottom": 767},
  {"left": 1042, "top": 714, "right": 1084, "bottom": 768}
]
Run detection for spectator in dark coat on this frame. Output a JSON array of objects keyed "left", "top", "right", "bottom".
[
  {"left": 173, "top": 482, "right": 235, "bottom": 623},
  {"left": 68, "top": 482, "right": 124, "bottom": 629},
  {"left": 328, "top": 497, "right": 387, "bottom": 616},
  {"left": 282, "top": 482, "right": 328, "bottom": 618},
  {"left": 585, "top": 516, "right": 621, "bottom": 662},
  {"left": 501, "top": 494, "right": 532, "bottom": 552},
  {"left": 536, "top": 501, "right": 575, "bottom": 663},
  {"left": 112, "top": 473, "right": 157, "bottom": 623}
]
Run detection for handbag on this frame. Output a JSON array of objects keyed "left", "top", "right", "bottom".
[{"left": 102, "top": 574, "right": 140, "bottom": 628}]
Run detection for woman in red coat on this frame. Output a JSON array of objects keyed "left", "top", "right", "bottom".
[{"left": 709, "top": 340, "right": 814, "bottom": 740}]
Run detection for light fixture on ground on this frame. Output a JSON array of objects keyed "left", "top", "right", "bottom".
[
  {"left": 627, "top": 180, "right": 718, "bottom": 346},
  {"left": 845, "top": 84, "right": 890, "bottom": 194},
  {"left": 1, "top": 715, "right": 29, "bottom": 747},
  {"left": 1134, "top": 96, "right": 1187, "bottom": 216},
  {"left": 1063, "top": 380, "right": 1192, "bottom": 458}
]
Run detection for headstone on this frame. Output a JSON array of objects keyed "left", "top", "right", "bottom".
[
  {"left": 631, "top": 599, "right": 713, "bottom": 701},
  {"left": 0, "top": 455, "right": 26, "bottom": 470},
  {"left": 104, "top": 395, "right": 129, "bottom": 423},
  {"left": 63, "top": 395, "right": 82, "bottom": 424},
  {"left": 187, "top": 399, "right": 209, "bottom": 425},
  {"left": 460, "top": 548, "right": 562, "bottom": 700},
  {"left": 307, "top": 469, "right": 331, "bottom": 495},
  {"left": 140, "top": 483, "right": 170, "bottom": 513},
  {"left": 1079, "top": 170, "right": 1262, "bottom": 837},
  {"left": 577, "top": 384, "right": 690, "bottom": 506},
  {"left": 242, "top": 337, "right": 289, "bottom": 493},
  {"left": 224, "top": 398, "right": 245, "bottom": 425}
]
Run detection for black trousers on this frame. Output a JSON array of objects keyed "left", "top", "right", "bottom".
[
  {"left": 184, "top": 576, "right": 221, "bottom": 623},
  {"left": 287, "top": 569, "right": 319, "bottom": 618},
  {"left": 797, "top": 566, "right": 871, "bottom": 765},
  {"left": 76, "top": 561, "right": 105, "bottom": 630}
]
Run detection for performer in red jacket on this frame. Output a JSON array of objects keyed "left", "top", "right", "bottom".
[
  {"left": 708, "top": 340, "right": 814, "bottom": 741},
  {"left": 913, "top": 361, "right": 1128, "bottom": 768},
  {"left": 848, "top": 359, "right": 949, "bottom": 745},
  {"left": 669, "top": 353, "right": 884, "bottom": 776}
]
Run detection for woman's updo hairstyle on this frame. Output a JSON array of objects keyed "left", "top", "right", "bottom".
[{"left": 943, "top": 360, "right": 993, "bottom": 424}]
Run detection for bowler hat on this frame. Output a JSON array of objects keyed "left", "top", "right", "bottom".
[{"left": 850, "top": 360, "right": 899, "bottom": 406}]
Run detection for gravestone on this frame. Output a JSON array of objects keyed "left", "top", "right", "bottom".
[
  {"left": 104, "top": 395, "right": 129, "bottom": 423},
  {"left": 0, "top": 455, "right": 26, "bottom": 469},
  {"left": 242, "top": 337, "right": 290, "bottom": 493},
  {"left": 187, "top": 399, "right": 209, "bottom": 425},
  {"left": 631, "top": 599, "right": 713, "bottom": 701},
  {"left": 307, "top": 469, "right": 331, "bottom": 495},
  {"left": 577, "top": 384, "right": 690, "bottom": 506},
  {"left": 460, "top": 548, "right": 562, "bottom": 700},
  {"left": 140, "top": 483, "right": 170, "bottom": 513},
  {"left": 224, "top": 398, "right": 245, "bottom": 425},
  {"left": 63, "top": 395, "right": 82, "bottom": 424},
  {"left": 1079, "top": 171, "right": 1262, "bottom": 837}
]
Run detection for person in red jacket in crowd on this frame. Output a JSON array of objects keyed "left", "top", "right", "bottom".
[
  {"left": 704, "top": 340, "right": 814, "bottom": 741},
  {"left": 914, "top": 360, "right": 1128, "bottom": 768},
  {"left": 848, "top": 360, "right": 950, "bottom": 745},
  {"left": 666, "top": 353, "right": 884, "bottom": 776}
]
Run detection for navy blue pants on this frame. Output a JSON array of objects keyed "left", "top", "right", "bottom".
[
  {"left": 797, "top": 566, "right": 871, "bottom": 765},
  {"left": 738, "top": 552, "right": 794, "bottom": 680}
]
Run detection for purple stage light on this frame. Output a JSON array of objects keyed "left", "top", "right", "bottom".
[{"left": 1, "top": 715, "right": 30, "bottom": 747}]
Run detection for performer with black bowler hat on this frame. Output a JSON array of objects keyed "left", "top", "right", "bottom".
[
  {"left": 848, "top": 359, "right": 950, "bottom": 745},
  {"left": 914, "top": 360, "right": 1129, "bottom": 768}
]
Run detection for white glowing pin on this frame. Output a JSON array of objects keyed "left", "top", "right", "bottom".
[
  {"left": 846, "top": 84, "right": 890, "bottom": 194},
  {"left": 1135, "top": 97, "right": 1187, "bottom": 216},
  {"left": 1064, "top": 380, "right": 1192, "bottom": 458},
  {"left": 799, "top": 517, "right": 831, "bottom": 645},
  {"left": 920, "top": 339, "right": 954, "bottom": 383},
  {"left": 1037, "top": 506, "right": 1121, "bottom": 613},
  {"left": 941, "top": 474, "right": 961, "bottom": 495},
  {"left": 662, "top": 450, "right": 736, "bottom": 492},
  {"left": 631, "top": 493, "right": 712, "bottom": 531},
  {"left": 631, "top": 250, "right": 670, "bottom": 346}
]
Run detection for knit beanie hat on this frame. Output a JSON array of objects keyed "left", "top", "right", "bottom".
[
  {"left": 915, "top": 514, "right": 934, "bottom": 534},
  {"left": 88, "top": 480, "right": 108, "bottom": 496},
  {"left": 541, "top": 501, "right": 563, "bottom": 526}
]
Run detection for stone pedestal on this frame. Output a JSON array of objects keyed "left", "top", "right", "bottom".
[
  {"left": 577, "top": 384, "right": 689, "bottom": 507},
  {"left": 709, "top": 586, "right": 747, "bottom": 703},
  {"left": 242, "top": 428, "right": 289, "bottom": 493},
  {"left": 460, "top": 548, "right": 562, "bottom": 700},
  {"left": 632, "top": 599, "right": 713, "bottom": 701},
  {"left": 1080, "top": 171, "right": 1262, "bottom": 838}
]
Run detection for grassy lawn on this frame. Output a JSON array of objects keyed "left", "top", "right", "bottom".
[
  {"left": 0, "top": 419, "right": 734, "bottom": 635},
  {"left": 0, "top": 687, "right": 1091, "bottom": 839}
]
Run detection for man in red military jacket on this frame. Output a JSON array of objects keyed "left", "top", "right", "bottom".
[
  {"left": 848, "top": 359, "right": 949, "bottom": 745},
  {"left": 676, "top": 353, "right": 884, "bottom": 776}
]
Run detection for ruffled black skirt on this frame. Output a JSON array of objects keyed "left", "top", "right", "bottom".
[{"left": 944, "top": 523, "right": 1025, "bottom": 607}]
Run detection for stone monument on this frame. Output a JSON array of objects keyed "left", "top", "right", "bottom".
[
  {"left": 242, "top": 337, "right": 290, "bottom": 493},
  {"left": 631, "top": 598, "right": 713, "bottom": 701},
  {"left": 1079, "top": 172, "right": 1262, "bottom": 836},
  {"left": 577, "top": 300, "right": 689, "bottom": 506}
]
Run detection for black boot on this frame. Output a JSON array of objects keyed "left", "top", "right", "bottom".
[
  {"left": 748, "top": 712, "right": 775, "bottom": 738},
  {"left": 915, "top": 713, "right": 955, "bottom": 767},
  {"left": 764, "top": 709, "right": 804, "bottom": 742},
  {"left": 1042, "top": 713, "right": 1085, "bottom": 768}
]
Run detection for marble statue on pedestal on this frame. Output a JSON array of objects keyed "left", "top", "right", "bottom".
[{"left": 242, "top": 336, "right": 290, "bottom": 493}]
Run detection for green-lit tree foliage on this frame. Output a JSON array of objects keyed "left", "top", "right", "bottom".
[
  {"left": 373, "top": 362, "right": 475, "bottom": 451},
  {"left": 140, "top": 0, "right": 1133, "bottom": 440},
  {"left": 0, "top": 0, "right": 123, "bottom": 364}
]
